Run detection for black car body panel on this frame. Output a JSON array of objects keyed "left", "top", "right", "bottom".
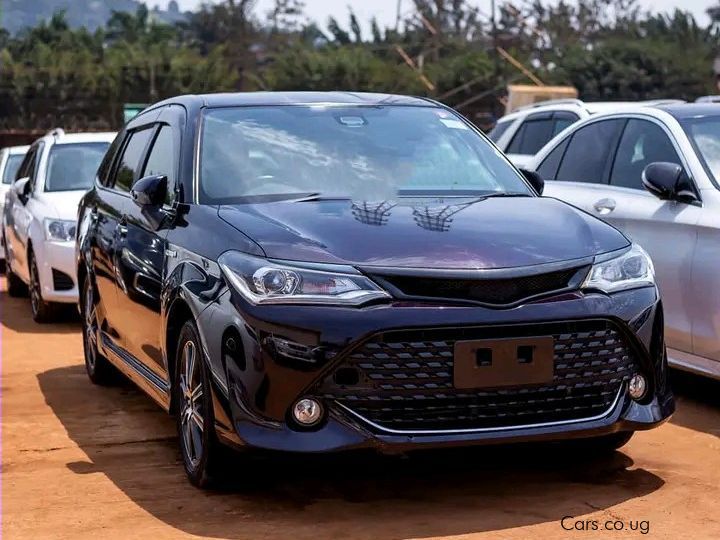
[{"left": 76, "top": 92, "right": 673, "bottom": 464}]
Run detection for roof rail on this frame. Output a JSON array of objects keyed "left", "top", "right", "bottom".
[
  {"left": 695, "top": 95, "right": 720, "bottom": 103},
  {"left": 641, "top": 99, "right": 686, "bottom": 106},
  {"left": 514, "top": 98, "right": 585, "bottom": 112},
  {"left": 45, "top": 128, "right": 65, "bottom": 138}
]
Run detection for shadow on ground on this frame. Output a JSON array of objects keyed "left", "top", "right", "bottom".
[
  {"left": 1, "top": 288, "right": 80, "bottom": 334},
  {"left": 669, "top": 369, "right": 720, "bottom": 438},
  {"left": 38, "top": 364, "right": 668, "bottom": 540}
]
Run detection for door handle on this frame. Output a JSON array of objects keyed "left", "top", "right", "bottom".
[{"left": 593, "top": 198, "right": 616, "bottom": 215}]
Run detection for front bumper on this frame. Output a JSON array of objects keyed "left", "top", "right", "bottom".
[
  {"left": 37, "top": 240, "right": 78, "bottom": 303},
  {"left": 198, "top": 285, "right": 672, "bottom": 453}
]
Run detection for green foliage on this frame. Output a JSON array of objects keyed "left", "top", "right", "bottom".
[{"left": 1, "top": 0, "right": 719, "bottom": 130}]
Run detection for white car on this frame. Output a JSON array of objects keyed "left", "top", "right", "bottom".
[
  {"left": 2, "top": 129, "right": 115, "bottom": 322},
  {"left": 0, "top": 145, "right": 29, "bottom": 269},
  {"left": 489, "top": 98, "right": 684, "bottom": 168},
  {"left": 528, "top": 102, "right": 720, "bottom": 380}
]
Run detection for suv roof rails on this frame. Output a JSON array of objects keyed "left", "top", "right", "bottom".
[
  {"left": 695, "top": 95, "right": 720, "bottom": 103},
  {"left": 45, "top": 128, "right": 65, "bottom": 138},
  {"left": 641, "top": 99, "right": 686, "bottom": 106},
  {"left": 514, "top": 98, "right": 585, "bottom": 113}
]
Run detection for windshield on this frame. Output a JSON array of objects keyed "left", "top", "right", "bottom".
[
  {"left": 199, "top": 105, "right": 530, "bottom": 204},
  {"left": 681, "top": 117, "right": 720, "bottom": 185},
  {"left": 2, "top": 154, "right": 24, "bottom": 184},
  {"left": 45, "top": 142, "right": 109, "bottom": 192}
]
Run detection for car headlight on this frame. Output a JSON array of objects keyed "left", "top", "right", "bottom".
[
  {"left": 583, "top": 244, "right": 655, "bottom": 294},
  {"left": 44, "top": 219, "right": 77, "bottom": 242},
  {"left": 218, "top": 251, "right": 390, "bottom": 306}
]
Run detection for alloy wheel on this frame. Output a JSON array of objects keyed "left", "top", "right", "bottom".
[
  {"left": 179, "top": 340, "right": 204, "bottom": 469},
  {"left": 83, "top": 280, "right": 98, "bottom": 371},
  {"left": 29, "top": 258, "right": 41, "bottom": 316}
]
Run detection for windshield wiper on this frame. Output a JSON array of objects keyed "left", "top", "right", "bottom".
[
  {"left": 291, "top": 193, "right": 351, "bottom": 202},
  {"left": 477, "top": 192, "right": 533, "bottom": 199}
]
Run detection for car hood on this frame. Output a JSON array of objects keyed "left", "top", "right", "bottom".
[
  {"left": 218, "top": 197, "right": 629, "bottom": 269},
  {"left": 34, "top": 190, "right": 87, "bottom": 221}
]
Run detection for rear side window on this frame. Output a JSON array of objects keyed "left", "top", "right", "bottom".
[
  {"left": 507, "top": 118, "right": 554, "bottom": 155},
  {"left": 111, "top": 128, "right": 154, "bottom": 192},
  {"left": 556, "top": 119, "right": 625, "bottom": 184},
  {"left": 609, "top": 119, "right": 682, "bottom": 190},
  {"left": 487, "top": 120, "right": 511, "bottom": 143}
]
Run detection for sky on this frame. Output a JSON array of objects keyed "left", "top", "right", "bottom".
[{"left": 163, "top": 0, "right": 714, "bottom": 29}]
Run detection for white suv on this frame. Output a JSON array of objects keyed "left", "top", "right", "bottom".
[
  {"left": 0, "top": 145, "right": 29, "bottom": 270},
  {"left": 489, "top": 99, "right": 683, "bottom": 168},
  {"left": 2, "top": 129, "right": 115, "bottom": 322}
]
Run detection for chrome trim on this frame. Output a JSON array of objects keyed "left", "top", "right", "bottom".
[{"left": 334, "top": 385, "right": 624, "bottom": 436}]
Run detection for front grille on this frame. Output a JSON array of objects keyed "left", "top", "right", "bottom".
[
  {"left": 371, "top": 266, "right": 587, "bottom": 306},
  {"left": 316, "top": 321, "right": 638, "bottom": 432},
  {"left": 51, "top": 268, "right": 74, "bottom": 291}
]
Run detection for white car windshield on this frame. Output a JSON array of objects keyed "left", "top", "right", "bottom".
[
  {"left": 2, "top": 154, "right": 24, "bottom": 184},
  {"left": 199, "top": 105, "right": 530, "bottom": 204},
  {"left": 682, "top": 117, "right": 720, "bottom": 185},
  {"left": 45, "top": 142, "right": 109, "bottom": 192}
]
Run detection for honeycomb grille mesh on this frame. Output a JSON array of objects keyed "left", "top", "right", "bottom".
[{"left": 316, "top": 321, "right": 636, "bottom": 432}]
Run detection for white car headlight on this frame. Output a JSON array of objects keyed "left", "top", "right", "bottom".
[
  {"left": 44, "top": 219, "right": 77, "bottom": 242},
  {"left": 218, "top": 251, "right": 390, "bottom": 306},
  {"left": 583, "top": 244, "right": 655, "bottom": 294}
]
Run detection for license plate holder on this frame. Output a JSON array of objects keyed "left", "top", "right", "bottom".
[{"left": 453, "top": 336, "right": 555, "bottom": 389}]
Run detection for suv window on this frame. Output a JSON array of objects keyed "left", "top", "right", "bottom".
[
  {"left": 507, "top": 118, "right": 554, "bottom": 155},
  {"left": 556, "top": 119, "right": 625, "bottom": 184},
  {"left": 16, "top": 142, "right": 42, "bottom": 183},
  {"left": 488, "top": 120, "right": 511, "bottom": 143},
  {"left": 141, "top": 125, "right": 176, "bottom": 204},
  {"left": 112, "top": 127, "right": 154, "bottom": 192},
  {"left": 609, "top": 119, "right": 682, "bottom": 190}
]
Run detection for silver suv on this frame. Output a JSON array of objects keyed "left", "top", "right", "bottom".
[
  {"left": 528, "top": 103, "right": 720, "bottom": 380},
  {"left": 490, "top": 99, "right": 683, "bottom": 168}
]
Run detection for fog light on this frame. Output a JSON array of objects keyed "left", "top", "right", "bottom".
[
  {"left": 628, "top": 374, "right": 647, "bottom": 400},
  {"left": 292, "top": 398, "right": 323, "bottom": 426}
]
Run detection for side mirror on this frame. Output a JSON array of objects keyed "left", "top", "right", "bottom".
[
  {"left": 13, "top": 177, "right": 30, "bottom": 203},
  {"left": 642, "top": 162, "right": 698, "bottom": 204},
  {"left": 520, "top": 169, "right": 544, "bottom": 195},
  {"left": 131, "top": 175, "right": 167, "bottom": 207}
]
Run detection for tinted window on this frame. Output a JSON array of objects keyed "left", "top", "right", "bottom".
[
  {"left": 200, "top": 106, "right": 531, "bottom": 204},
  {"left": 97, "top": 131, "right": 125, "bottom": 186},
  {"left": 112, "top": 128, "right": 154, "bottom": 192},
  {"left": 488, "top": 120, "right": 511, "bottom": 142},
  {"left": 141, "top": 126, "right": 176, "bottom": 203},
  {"left": 45, "top": 143, "right": 109, "bottom": 192},
  {"left": 537, "top": 138, "right": 569, "bottom": 180},
  {"left": 556, "top": 120, "right": 625, "bottom": 184},
  {"left": 507, "top": 119, "right": 554, "bottom": 155},
  {"left": 2, "top": 154, "right": 25, "bottom": 184},
  {"left": 552, "top": 116, "right": 577, "bottom": 136},
  {"left": 610, "top": 120, "right": 681, "bottom": 190}
]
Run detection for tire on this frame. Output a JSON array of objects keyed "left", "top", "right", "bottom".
[
  {"left": 82, "top": 276, "right": 118, "bottom": 385},
  {"left": 6, "top": 264, "right": 27, "bottom": 297},
  {"left": 174, "top": 320, "right": 227, "bottom": 488},
  {"left": 29, "top": 251, "right": 57, "bottom": 323}
]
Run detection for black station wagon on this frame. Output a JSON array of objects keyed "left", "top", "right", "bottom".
[{"left": 76, "top": 92, "right": 673, "bottom": 487}]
